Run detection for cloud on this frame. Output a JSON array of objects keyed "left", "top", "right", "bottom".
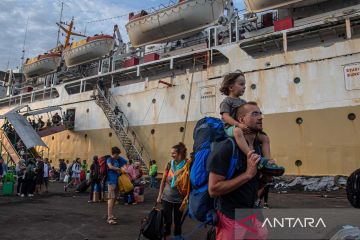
[{"left": 0, "top": 0, "right": 246, "bottom": 71}]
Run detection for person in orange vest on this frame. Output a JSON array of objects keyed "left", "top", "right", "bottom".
[{"left": 157, "top": 142, "right": 187, "bottom": 240}]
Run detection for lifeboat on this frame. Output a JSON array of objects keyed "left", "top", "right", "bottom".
[
  {"left": 125, "top": 0, "right": 225, "bottom": 48},
  {"left": 23, "top": 52, "right": 61, "bottom": 79},
  {"left": 63, "top": 35, "right": 114, "bottom": 67},
  {"left": 244, "top": 0, "right": 329, "bottom": 13}
]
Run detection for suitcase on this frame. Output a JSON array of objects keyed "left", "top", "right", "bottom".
[{"left": 76, "top": 180, "right": 90, "bottom": 193}]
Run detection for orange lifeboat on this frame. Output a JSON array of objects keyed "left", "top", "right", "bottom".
[
  {"left": 63, "top": 34, "right": 114, "bottom": 67},
  {"left": 23, "top": 52, "right": 62, "bottom": 79}
]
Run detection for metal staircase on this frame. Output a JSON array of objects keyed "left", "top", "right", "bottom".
[
  {"left": 92, "top": 87, "right": 150, "bottom": 173},
  {"left": 0, "top": 129, "right": 21, "bottom": 164}
]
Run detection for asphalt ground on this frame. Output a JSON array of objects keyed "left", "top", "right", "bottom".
[{"left": 0, "top": 182, "right": 353, "bottom": 240}]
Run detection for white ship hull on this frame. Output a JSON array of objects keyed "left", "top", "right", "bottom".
[
  {"left": 23, "top": 56, "right": 61, "bottom": 79},
  {"left": 63, "top": 38, "right": 114, "bottom": 67},
  {"left": 126, "top": 0, "right": 225, "bottom": 47}
]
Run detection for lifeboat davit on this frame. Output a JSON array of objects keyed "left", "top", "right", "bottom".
[
  {"left": 125, "top": 0, "right": 225, "bottom": 48},
  {"left": 23, "top": 52, "right": 61, "bottom": 79},
  {"left": 63, "top": 35, "right": 114, "bottom": 67},
  {"left": 244, "top": 0, "right": 329, "bottom": 13}
]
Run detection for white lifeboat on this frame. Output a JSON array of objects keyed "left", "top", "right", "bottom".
[
  {"left": 244, "top": 0, "right": 329, "bottom": 13},
  {"left": 63, "top": 35, "right": 114, "bottom": 67},
  {"left": 23, "top": 52, "right": 61, "bottom": 79},
  {"left": 125, "top": 0, "right": 225, "bottom": 48}
]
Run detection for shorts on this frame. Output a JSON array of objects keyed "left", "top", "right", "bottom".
[
  {"left": 216, "top": 211, "right": 267, "bottom": 240},
  {"left": 36, "top": 175, "right": 44, "bottom": 185},
  {"left": 224, "top": 126, "right": 236, "bottom": 137},
  {"left": 107, "top": 183, "right": 118, "bottom": 199}
]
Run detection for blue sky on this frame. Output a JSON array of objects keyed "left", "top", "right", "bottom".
[{"left": 0, "top": 0, "right": 245, "bottom": 71}]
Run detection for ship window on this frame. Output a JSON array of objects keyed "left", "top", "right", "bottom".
[
  {"left": 295, "top": 160, "right": 302, "bottom": 167},
  {"left": 150, "top": 129, "right": 155, "bottom": 135},
  {"left": 179, "top": 127, "right": 184, "bottom": 132},
  {"left": 348, "top": 113, "right": 356, "bottom": 121},
  {"left": 250, "top": 84, "right": 256, "bottom": 90},
  {"left": 294, "top": 77, "right": 301, "bottom": 84},
  {"left": 181, "top": 94, "right": 185, "bottom": 100},
  {"left": 296, "top": 117, "right": 303, "bottom": 125}
]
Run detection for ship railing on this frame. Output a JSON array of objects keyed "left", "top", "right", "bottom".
[{"left": 94, "top": 86, "right": 151, "bottom": 165}]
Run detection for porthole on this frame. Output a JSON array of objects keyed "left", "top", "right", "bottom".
[
  {"left": 250, "top": 84, "right": 256, "bottom": 90},
  {"left": 152, "top": 98, "right": 156, "bottom": 104},
  {"left": 180, "top": 127, "right": 185, "bottom": 132},
  {"left": 294, "top": 77, "right": 301, "bottom": 84},
  {"left": 348, "top": 113, "right": 356, "bottom": 121},
  {"left": 109, "top": 132, "right": 112, "bottom": 137},
  {"left": 52, "top": 136, "right": 55, "bottom": 140},
  {"left": 127, "top": 102, "right": 131, "bottom": 107},
  {"left": 67, "top": 135, "right": 70, "bottom": 139},
  {"left": 296, "top": 117, "right": 303, "bottom": 125},
  {"left": 181, "top": 94, "right": 185, "bottom": 100},
  {"left": 295, "top": 160, "right": 302, "bottom": 167},
  {"left": 86, "top": 108, "right": 89, "bottom": 113},
  {"left": 151, "top": 129, "right": 155, "bottom": 135},
  {"left": 84, "top": 134, "right": 87, "bottom": 138},
  {"left": 265, "top": 62, "right": 271, "bottom": 67}
]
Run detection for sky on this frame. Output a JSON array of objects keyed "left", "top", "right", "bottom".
[{"left": 0, "top": 0, "right": 245, "bottom": 71}]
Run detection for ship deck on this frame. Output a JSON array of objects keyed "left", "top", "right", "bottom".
[{"left": 0, "top": 182, "right": 353, "bottom": 240}]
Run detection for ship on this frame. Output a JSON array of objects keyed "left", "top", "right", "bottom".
[{"left": 1, "top": 0, "right": 360, "bottom": 177}]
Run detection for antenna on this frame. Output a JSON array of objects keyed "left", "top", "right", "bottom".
[
  {"left": 56, "top": 1, "right": 64, "bottom": 47},
  {"left": 20, "top": 17, "right": 29, "bottom": 72}
]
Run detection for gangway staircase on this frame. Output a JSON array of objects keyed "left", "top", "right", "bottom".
[
  {"left": 0, "top": 129, "right": 21, "bottom": 164},
  {"left": 0, "top": 106, "right": 48, "bottom": 165},
  {"left": 92, "top": 87, "right": 150, "bottom": 173}
]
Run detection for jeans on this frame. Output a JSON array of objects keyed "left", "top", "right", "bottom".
[
  {"left": 150, "top": 175, "right": 157, "bottom": 188},
  {"left": 162, "top": 200, "right": 183, "bottom": 236},
  {"left": 90, "top": 179, "right": 102, "bottom": 201}
]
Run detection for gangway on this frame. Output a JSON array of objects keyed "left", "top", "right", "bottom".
[
  {"left": 0, "top": 106, "right": 48, "bottom": 164},
  {"left": 0, "top": 129, "right": 21, "bottom": 164}
]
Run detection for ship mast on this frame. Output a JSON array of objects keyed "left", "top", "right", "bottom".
[
  {"left": 56, "top": 1, "right": 64, "bottom": 47},
  {"left": 20, "top": 17, "right": 29, "bottom": 70},
  {"left": 56, "top": 17, "right": 87, "bottom": 48}
]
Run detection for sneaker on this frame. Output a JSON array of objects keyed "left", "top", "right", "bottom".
[
  {"left": 28, "top": 194, "right": 34, "bottom": 197},
  {"left": 17, "top": 193, "right": 21, "bottom": 196},
  {"left": 64, "top": 186, "right": 67, "bottom": 192},
  {"left": 20, "top": 194, "right": 25, "bottom": 197},
  {"left": 263, "top": 203, "right": 270, "bottom": 209},
  {"left": 258, "top": 157, "right": 285, "bottom": 177}
]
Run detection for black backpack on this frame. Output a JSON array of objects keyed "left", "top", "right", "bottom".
[{"left": 139, "top": 206, "right": 164, "bottom": 240}]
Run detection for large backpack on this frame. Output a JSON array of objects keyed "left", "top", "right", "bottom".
[
  {"left": 188, "top": 117, "right": 239, "bottom": 225},
  {"left": 99, "top": 155, "right": 110, "bottom": 179},
  {"left": 138, "top": 206, "right": 164, "bottom": 240}
]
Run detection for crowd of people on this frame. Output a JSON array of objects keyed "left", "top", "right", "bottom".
[
  {"left": 0, "top": 71, "right": 279, "bottom": 240},
  {"left": 14, "top": 157, "right": 52, "bottom": 197}
]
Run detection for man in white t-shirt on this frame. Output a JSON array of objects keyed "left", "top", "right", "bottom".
[{"left": 43, "top": 158, "right": 50, "bottom": 193}]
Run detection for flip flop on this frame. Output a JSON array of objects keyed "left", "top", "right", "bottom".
[{"left": 107, "top": 219, "right": 117, "bottom": 225}]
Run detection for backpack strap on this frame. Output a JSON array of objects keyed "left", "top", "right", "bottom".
[{"left": 225, "top": 138, "right": 238, "bottom": 180}]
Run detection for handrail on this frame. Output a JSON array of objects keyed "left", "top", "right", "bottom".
[{"left": 0, "top": 129, "right": 21, "bottom": 164}]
